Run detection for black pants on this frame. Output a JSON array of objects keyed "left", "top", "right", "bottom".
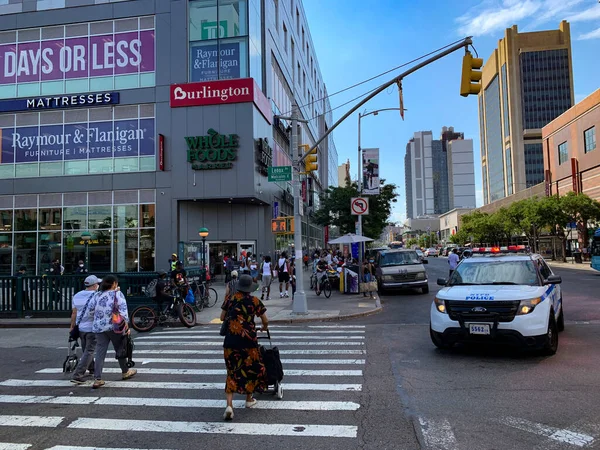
[{"left": 449, "top": 269, "right": 454, "bottom": 278}]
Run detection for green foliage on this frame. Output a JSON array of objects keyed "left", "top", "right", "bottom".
[
  {"left": 313, "top": 180, "right": 398, "bottom": 239},
  {"left": 406, "top": 238, "right": 418, "bottom": 248},
  {"left": 418, "top": 234, "right": 438, "bottom": 249},
  {"left": 449, "top": 229, "right": 470, "bottom": 245}
]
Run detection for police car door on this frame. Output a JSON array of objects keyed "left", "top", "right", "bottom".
[{"left": 538, "top": 258, "right": 560, "bottom": 316}]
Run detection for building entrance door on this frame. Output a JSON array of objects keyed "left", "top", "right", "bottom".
[{"left": 207, "top": 242, "right": 237, "bottom": 279}]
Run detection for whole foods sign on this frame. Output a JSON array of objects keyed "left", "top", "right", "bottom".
[
  {"left": 0, "top": 118, "right": 155, "bottom": 163},
  {"left": 0, "top": 29, "right": 154, "bottom": 84},
  {"left": 185, "top": 128, "right": 238, "bottom": 170}
]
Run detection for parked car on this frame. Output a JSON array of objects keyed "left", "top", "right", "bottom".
[
  {"left": 415, "top": 249, "right": 428, "bottom": 263},
  {"left": 442, "top": 246, "right": 457, "bottom": 256},
  {"left": 425, "top": 248, "right": 439, "bottom": 257}
]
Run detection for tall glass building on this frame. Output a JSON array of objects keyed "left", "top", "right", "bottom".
[
  {"left": 0, "top": 0, "right": 337, "bottom": 275},
  {"left": 478, "top": 21, "right": 574, "bottom": 204}
]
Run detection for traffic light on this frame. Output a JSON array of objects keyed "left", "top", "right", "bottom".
[
  {"left": 460, "top": 51, "right": 483, "bottom": 97},
  {"left": 304, "top": 147, "right": 318, "bottom": 173},
  {"left": 271, "top": 217, "right": 294, "bottom": 234}
]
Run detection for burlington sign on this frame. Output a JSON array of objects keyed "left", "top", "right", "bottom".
[{"left": 185, "top": 128, "right": 239, "bottom": 170}]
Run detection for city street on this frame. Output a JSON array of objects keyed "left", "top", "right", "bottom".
[{"left": 0, "top": 257, "right": 599, "bottom": 449}]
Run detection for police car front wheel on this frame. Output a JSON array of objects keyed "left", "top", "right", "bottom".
[{"left": 541, "top": 311, "right": 558, "bottom": 356}]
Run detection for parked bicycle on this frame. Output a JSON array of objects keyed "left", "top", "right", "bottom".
[
  {"left": 190, "top": 278, "right": 218, "bottom": 312},
  {"left": 130, "top": 287, "right": 196, "bottom": 332}
]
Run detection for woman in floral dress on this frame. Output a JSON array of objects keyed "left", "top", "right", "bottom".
[{"left": 220, "top": 274, "right": 269, "bottom": 420}]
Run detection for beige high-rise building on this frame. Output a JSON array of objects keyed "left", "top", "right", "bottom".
[
  {"left": 337, "top": 160, "right": 351, "bottom": 187},
  {"left": 478, "top": 21, "right": 575, "bottom": 204}
]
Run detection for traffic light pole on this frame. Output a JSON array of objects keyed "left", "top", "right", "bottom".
[{"left": 298, "top": 37, "right": 473, "bottom": 163}]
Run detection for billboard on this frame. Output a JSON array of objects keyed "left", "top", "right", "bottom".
[
  {"left": 0, "top": 118, "right": 155, "bottom": 164},
  {"left": 362, "top": 148, "right": 380, "bottom": 195},
  {"left": 0, "top": 20, "right": 154, "bottom": 85},
  {"left": 190, "top": 42, "right": 241, "bottom": 82}
]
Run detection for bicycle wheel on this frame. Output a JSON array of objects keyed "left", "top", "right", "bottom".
[
  {"left": 177, "top": 303, "right": 196, "bottom": 328},
  {"left": 323, "top": 280, "right": 332, "bottom": 298},
  {"left": 194, "top": 289, "right": 205, "bottom": 312},
  {"left": 131, "top": 306, "right": 157, "bottom": 332},
  {"left": 315, "top": 279, "right": 321, "bottom": 296},
  {"left": 310, "top": 275, "right": 316, "bottom": 290},
  {"left": 205, "top": 288, "right": 218, "bottom": 308}
]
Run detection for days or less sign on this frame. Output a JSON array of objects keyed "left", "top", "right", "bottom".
[
  {"left": 351, "top": 197, "right": 369, "bottom": 215},
  {"left": 268, "top": 166, "right": 292, "bottom": 182}
]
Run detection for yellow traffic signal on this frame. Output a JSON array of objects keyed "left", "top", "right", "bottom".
[
  {"left": 304, "top": 147, "right": 318, "bottom": 173},
  {"left": 460, "top": 52, "right": 483, "bottom": 97}
]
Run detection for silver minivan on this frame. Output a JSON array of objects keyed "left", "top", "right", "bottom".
[{"left": 375, "top": 249, "right": 429, "bottom": 294}]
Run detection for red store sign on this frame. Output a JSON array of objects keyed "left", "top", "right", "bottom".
[{"left": 170, "top": 78, "right": 272, "bottom": 124}]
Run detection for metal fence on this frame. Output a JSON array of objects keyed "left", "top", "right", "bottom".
[{"left": 0, "top": 268, "right": 204, "bottom": 318}]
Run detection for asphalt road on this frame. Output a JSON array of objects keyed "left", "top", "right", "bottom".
[{"left": 0, "top": 257, "right": 598, "bottom": 449}]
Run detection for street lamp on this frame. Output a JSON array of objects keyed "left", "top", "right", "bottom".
[
  {"left": 357, "top": 108, "right": 405, "bottom": 268},
  {"left": 198, "top": 227, "right": 209, "bottom": 281},
  {"left": 81, "top": 231, "right": 92, "bottom": 269}
]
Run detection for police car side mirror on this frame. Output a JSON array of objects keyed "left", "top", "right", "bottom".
[
  {"left": 544, "top": 275, "right": 562, "bottom": 285},
  {"left": 437, "top": 278, "right": 448, "bottom": 286}
]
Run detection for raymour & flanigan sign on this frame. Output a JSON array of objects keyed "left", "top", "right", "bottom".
[{"left": 185, "top": 128, "right": 238, "bottom": 170}]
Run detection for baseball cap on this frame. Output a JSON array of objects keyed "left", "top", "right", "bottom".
[
  {"left": 84, "top": 275, "right": 101, "bottom": 287},
  {"left": 231, "top": 270, "right": 239, "bottom": 278}
]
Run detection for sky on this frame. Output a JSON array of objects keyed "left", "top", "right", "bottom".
[{"left": 302, "top": 0, "right": 600, "bottom": 225}]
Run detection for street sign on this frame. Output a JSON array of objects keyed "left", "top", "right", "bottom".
[
  {"left": 273, "top": 201, "right": 279, "bottom": 219},
  {"left": 351, "top": 197, "right": 369, "bottom": 215},
  {"left": 268, "top": 166, "right": 292, "bottom": 182}
]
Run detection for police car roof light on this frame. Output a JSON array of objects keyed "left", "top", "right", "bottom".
[{"left": 471, "top": 245, "right": 527, "bottom": 254}]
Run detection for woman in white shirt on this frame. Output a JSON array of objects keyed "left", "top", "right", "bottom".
[{"left": 260, "top": 255, "right": 273, "bottom": 300}]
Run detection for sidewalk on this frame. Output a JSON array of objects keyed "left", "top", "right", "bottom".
[
  {"left": 0, "top": 272, "right": 382, "bottom": 328},
  {"left": 547, "top": 259, "right": 596, "bottom": 272}
]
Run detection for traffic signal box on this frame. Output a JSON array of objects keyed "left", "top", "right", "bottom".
[
  {"left": 460, "top": 51, "right": 483, "bottom": 97},
  {"left": 301, "top": 145, "right": 318, "bottom": 174},
  {"left": 271, "top": 216, "right": 294, "bottom": 234}
]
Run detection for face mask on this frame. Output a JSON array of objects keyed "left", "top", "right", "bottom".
[{"left": 79, "top": 264, "right": 84, "bottom": 267}]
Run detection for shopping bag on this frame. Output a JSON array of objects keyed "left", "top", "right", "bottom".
[{"left": 185, "top": 289, "right": 195, "bottom": 304}]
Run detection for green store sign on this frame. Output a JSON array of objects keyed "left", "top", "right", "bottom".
[{"left": 185, "top": 129, "right": 239, "bottom": 170}]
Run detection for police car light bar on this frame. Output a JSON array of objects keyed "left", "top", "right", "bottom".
[{"left": 471, "top": 245, "right": 527, "bottom": 254}]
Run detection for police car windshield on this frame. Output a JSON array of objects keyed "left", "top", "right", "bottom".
[
  {"left": 379, "top": 251, "right": 420, "bottom": 266},
  {"left": 449, "top": 260, "right": 540, "bottom": 286}
]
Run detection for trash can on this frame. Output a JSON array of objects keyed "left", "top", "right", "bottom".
[{"left": 574, "top": 251, "right": 582, "bottom": 264}]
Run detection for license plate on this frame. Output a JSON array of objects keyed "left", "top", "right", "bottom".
[{"left": 469, "top": 324, "right": 490, "bottom": 335}]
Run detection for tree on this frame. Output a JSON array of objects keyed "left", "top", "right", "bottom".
[
  {"left": 560, "top": 192, "right": 600, "bottom": 248},
  {"left": 450, "top": 229, "right": 469, "bottom": 246},
  {"left": 406, "top": 238, "right": 418, "bottom": 248},
  {"left": 538, "top": 195, "right": 569, "bottom": 262},
  {"left": 506, "top": 198, "right": 545, "bottom": 252},
  {"left": 313, "top": 180, "right": 398, "bottom": 240}
]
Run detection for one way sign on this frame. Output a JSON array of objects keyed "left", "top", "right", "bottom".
[{"left": 351, "top": 197, "right": 369, "bottom": 215}]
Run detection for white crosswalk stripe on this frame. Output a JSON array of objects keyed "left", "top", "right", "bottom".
[{"left": 0, "top": 324, "right": 367, "bottom": 448}]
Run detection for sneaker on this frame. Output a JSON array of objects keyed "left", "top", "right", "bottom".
[
  {"left": 267, "top": 296, "right": 271, "bottom": 300},
  {"left": 284, "top": 291, "right": 289, "bottom": 298},
  {"left": 92, "top": 379, "right": 105, "bottom": 389},
  {"left": 280, "top": 293, "right": 284, "bottom": 298},
  {"left": 261, "top": 295, "right": 264, "bottom": 300},
  {"left": 70, "top": 377, "right": 86, "bottom": 385},
  {"left": 245, "top": 398, "right": 258, "bottom": 408},
  {"left": 122, "top": 369, "right": 137, "bottom": 380},
  {"left": 223, "top": 406, "right": 234, "bottom": 420}
]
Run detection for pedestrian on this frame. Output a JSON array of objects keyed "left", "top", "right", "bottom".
[
  {"left": 225, "top": 253, "right": 234, "bottom": 282},
  {"left": 86, "top": 275, "right": 136, "bottom": 389},
  {"left": 75, "top": 260, "right": 88, "bottom": 274},
  {"left": 169, "top": 253, "right": 179, "bottom": 272},
  {"left": 69, "top": 275, "right": 101, "bottom": 384},
  {"left": 303, "top": 254, "right": 309, "bottom": 271},
  {"left": 154, "top": 270, "right": 174, "bottom": 312},
  {"left": 260, "top": 255, "right": 273, "bottom": 300},
  {"left": 290, "top": 260, "right": 297, "bottom": 299},
  {"left": 225, "top": 270, "right": 239, "bottom": 301},
  {"left": 14, "top": 265, "right": 30, "bottom": 310},
  {"left": 49, "top": 259, "right": 64, "bottom": 275},
  {"left": 249, "top": 255, "right": 259, "bottom": 281},
  {"left": 221, "top": 274, "right": 269, "bottom": 421},
  {"left": 448, "top": 248, "right": 459, "bottom": 278},
  {"left": 362, "top": 258, "right": 375, "bottom": 298},
  {"left": 277, "top": 252, "right": 291, "bottom": 298}
]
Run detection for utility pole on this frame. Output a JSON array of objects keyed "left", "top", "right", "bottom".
[{"left": 357, "top": 113, "right": 364, "bottom": 271}]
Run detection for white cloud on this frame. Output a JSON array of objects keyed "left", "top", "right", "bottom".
[
  {"left": 568, "top": 4, "right": 600, "bottom": 22},
  {"left": 578, "top": 27, "right": 600, "bottom": 40},
  {"left": 456, "top": 0, "right": 590, "bottom": 37},
  {"left": 456, "top": 0, "right": 542, "bottom": 36}
]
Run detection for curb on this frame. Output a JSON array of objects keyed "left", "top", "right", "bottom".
[
  {"left": 267, "top": 305, "right": 383, "bottom": 325},
  {"left": 0, "top": 322, "right": 70, "bottom": 329}
]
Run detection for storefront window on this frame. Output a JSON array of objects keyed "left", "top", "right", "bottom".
[
  {"left": 38, "top": 231, "right": 61, "bottom": 272},
  {"left": 0, "top": 233, "right": 11, "bottom": 275},
  {"left": 14, "top": 233, "right": 36, "bottom": 273},
  {"left": 39, "top": 208, "right": 62, "bottom": 231},
  {"left": 89, "top": 206, "right": 112, "bottom": 229},
  {"left": 140, "top": 204, "right": 155, "bottom": 228},
  {"left": 189, "top": 0, "right": 249, "bottom": 82},
  {"left": 114, "top": 229, "right": 139, "bottom": 272},
  {"left": 63, "top": 231, "right": 86, "bottom": 274},
  {"left": 114, "top": 205, "right": 138, "bottom": 228},
  {"left": 0, "top": 210, "right": 13, "bottom": 231},
  {"left": 139, "top": 229, "right": 155, "bottom": 271},
  {"left": 64, "top": 207, "right": 87, "bottom": 230},
  {"left": 14, "top": 210, "right": 37, "bottom": 231}
]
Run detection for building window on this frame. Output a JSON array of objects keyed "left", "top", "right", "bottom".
[
  {"left": 558, "top": 141, "right": 568, "bottom": 165},
  {"left": 283, "top": 22, "right": 288, "bottom": 53},
  {"left": 584, "top": 127, "right": 596, "bottom": 153},
  {"left": 301, "top": 27, "right": 305, "bottom": 50},
  {"left": 189, "top": 0, "right": 249, "bottom": 82},
  {"left": 273, "top": 0, "right": 279, "bottom": 32},
  {"left": 524, "top": 143, "right": 544, "bottom": 187},
  {"left": 505, "top": 147, "right": 513, "bottom": 195},
  {"left": 296, "top": 8, "right": 300, "bottom": 30},
  {"left": 501, "top": 63, "right": 510, "bottom": 138},
  {"left": 484, "top": 75, "right": 505, "bottom": 202}
]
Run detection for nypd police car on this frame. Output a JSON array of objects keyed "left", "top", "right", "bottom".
[{"left": 430, "top": 246, "right": 564, "bottom": 355}]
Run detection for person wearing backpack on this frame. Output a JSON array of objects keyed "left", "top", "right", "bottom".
[
  {"left": 86, "top": 275, "right": 136, "bottom": 389},
  {"left": 260, "top": 255, "right": 273, "bottom": 301},
  {"left": 69, "top": 275, "right": 100, "bottom": 384},
  {"left": 277, "top": 252, "right": 291, "bottom": 298}
]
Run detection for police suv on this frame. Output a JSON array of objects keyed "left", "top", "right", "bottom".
[{"left": 430, "top": 246, "right": 564, "bottom": 355}]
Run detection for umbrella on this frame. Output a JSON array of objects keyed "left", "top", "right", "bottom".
[{"left": 328, "top": 233, "right": 374, "bottom": 244}]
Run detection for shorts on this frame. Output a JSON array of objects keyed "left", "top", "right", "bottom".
[
  {"left": 262, "top": 275, "right": 272, "bottom": 287},
  {"left": 278, "top": 272, "right": 290, "bottom": 283}
]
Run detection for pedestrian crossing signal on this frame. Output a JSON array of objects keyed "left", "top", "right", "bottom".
[{"left": 271, "top": 217, "right": 294, "bottom": 234}]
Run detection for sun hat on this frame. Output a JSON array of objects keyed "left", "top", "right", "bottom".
[
  {"left": 84, "top": 275, "right": 101, "bottom": 287},
  {"left": 236, "top": 274, "right": 258, "bottom": 293}
]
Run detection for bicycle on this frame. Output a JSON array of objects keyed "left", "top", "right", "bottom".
[
  {"left": 130, "top": 287, "right": 196, "bottom": 332},
  {"left": 309, "top": 272, "right": 317, "bottom": 290},
  {"left": 315, "top": 273, "right": 332, "bottom": 298},
  {"left": 190, "top": 279, "right": 218, "bottom": 312}
]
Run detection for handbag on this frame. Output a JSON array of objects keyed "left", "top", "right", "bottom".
[
  {"left": 359, "top": 281, "right": 378, "bottom": 293},
  {"left": 111, "top": 292, "right": 127, "bottom": 334},
  {"left": 220, "top": 299, "right": 233, "bottom": 336},
  {"left": 70, "top": 292, "right": 96, "bottom": 340},
  {"left": 185, "top": 289, "right": 195, "bottom": 304}
]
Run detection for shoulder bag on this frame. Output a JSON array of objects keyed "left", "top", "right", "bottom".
[
  {"left": 111, "top": 292, "right": 128, "bottom": 334},
  {"left": 220, "top": 299, "right": 233, "bottom": 336}
]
